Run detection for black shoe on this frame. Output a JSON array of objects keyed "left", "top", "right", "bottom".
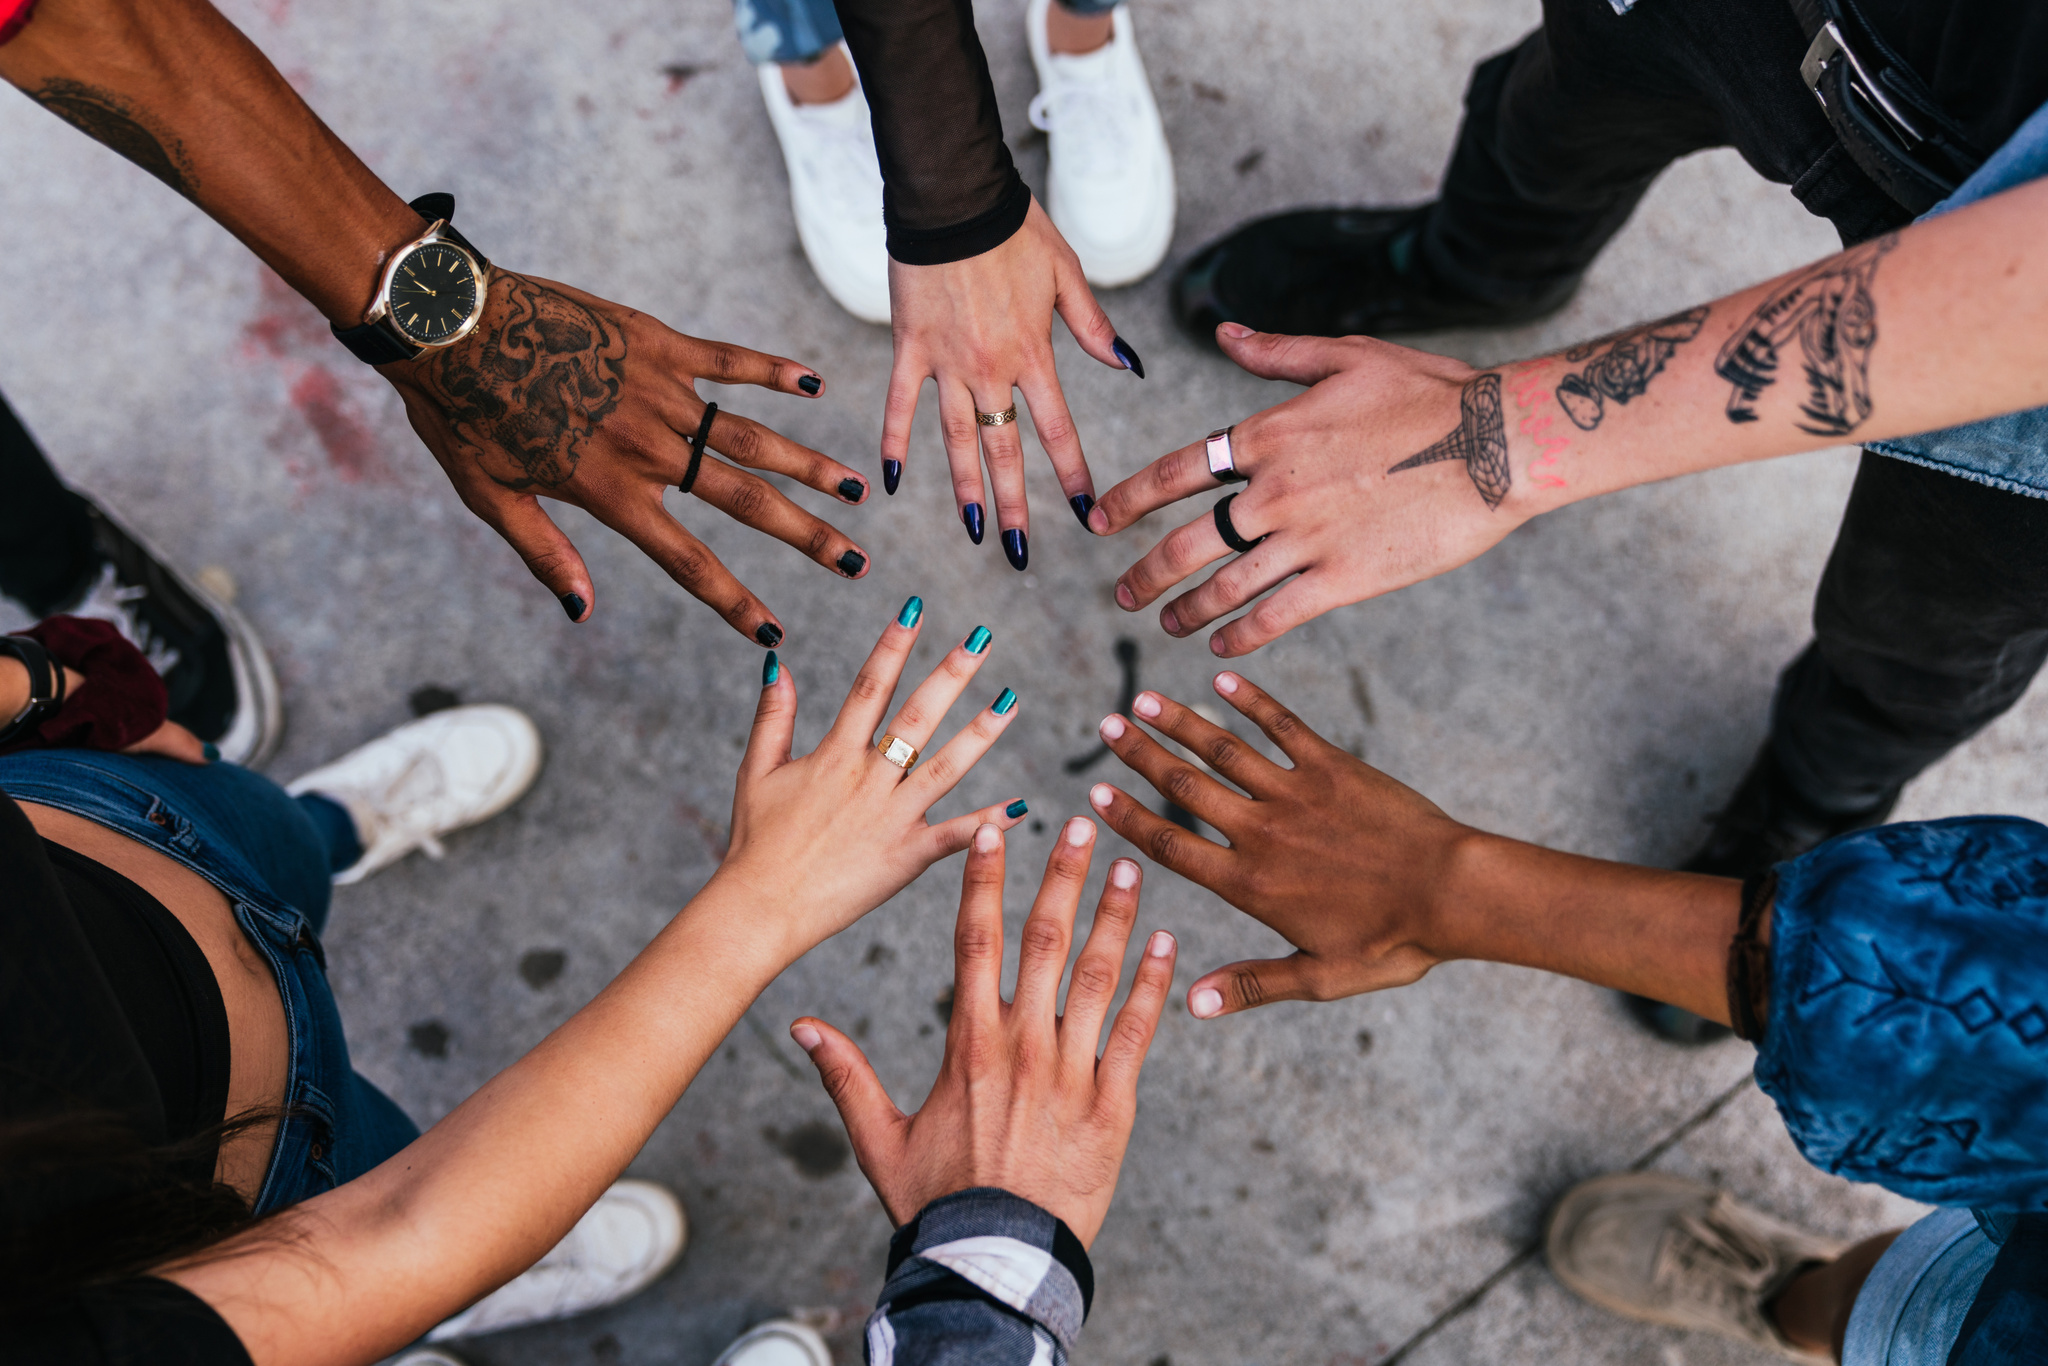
[{"left": 1169, "top": 206, "right": 1580, "bottom": 346}]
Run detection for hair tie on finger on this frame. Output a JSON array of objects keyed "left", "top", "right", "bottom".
[
  {"left": 1213, "top": 492, "right": 1267, "bottom": 554},
  {"left": 679, "top": 402, "right": 717, "bottom": 495}
]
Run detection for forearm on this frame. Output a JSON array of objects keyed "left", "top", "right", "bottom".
[{"left": 0, "top": 0, "right": 418, "bottom": 321}]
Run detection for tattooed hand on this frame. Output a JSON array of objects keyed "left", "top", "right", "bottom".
[{"left": 383, "top": 271, "right": 874, "bottom": 640}]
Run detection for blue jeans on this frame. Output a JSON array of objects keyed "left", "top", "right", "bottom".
[
  {"left": 1843, "top": 1209, "right": 1998, "bottom": 1366},
  {"left": 734, "top": 0, "right": 1118, "bottom": 65},
  {"left": 0, "top": 751, "right": 419, "bottom": 1216}
]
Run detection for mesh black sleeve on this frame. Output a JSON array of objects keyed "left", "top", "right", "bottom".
[{"left": 833, "top": 0, "right": 1031, "bottom": 264}]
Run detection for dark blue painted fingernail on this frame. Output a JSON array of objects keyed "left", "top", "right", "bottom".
[
  {"left": 756, "top": 622, "right": 783, "bottom": 647},
  {"left": 962, "top": 502, "right": 985, "bottom": 545},
  {"left": 1070, "top": 492, "right": 1095, "bottom": 529},
  {"left": 883, "top": 459, "right": 902, "bottom": 495},
  {"left": 837, "top": 477, "right": 864, "bottom": 501},
  {"left": 798, "top": 374, "right": 822, "bottom": 396},
  {"left": 1006, "top": 798, "right": 1028, "bottom": 818},
  {"left": 897, "top": 595, "right": 924, "bottom": 628},
  {"left": 992, "top": 687, "right": 1018, "bottom": 715},
  {"left": 1002, "top": 528, "right": 1028, "bottom": 571},
  {"left": 1112, "top": 336, "right": 1145, "bottom": 379},
  {"left": 965, "top": 625, "right": 992, "bottom": 654},
  {"left": 202, "top": 742, "right": 221, "bottom": 762},
  {"left": 838, "top": 549, "right": 866, "bottom": 577},
  {"left": 560, "top": 592, "right": 586, "bottom": 622},
  {"left": 762, "top": 651, "right": 779, "bottom": 686}
]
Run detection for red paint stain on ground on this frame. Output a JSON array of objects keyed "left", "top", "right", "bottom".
[
  {"left": 288, "top": 367, "right": 386, "bottom": 483},
  {"left": 243, "top": 267, "right": 397, "bottom": 484}
]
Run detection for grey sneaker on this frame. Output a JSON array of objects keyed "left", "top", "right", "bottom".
[{"left": 1545, "top": 1173, "right": 1846, "bottom": 1362}]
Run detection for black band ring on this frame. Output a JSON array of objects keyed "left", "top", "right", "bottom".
[
  {"left": 678, "top": 401, "right": 718, "bottom": 495},
  {"left": 1213, "top": 493, "right": 1267, "bottom": 554}
]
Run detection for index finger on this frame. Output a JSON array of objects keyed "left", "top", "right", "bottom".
[
  {"left": 674, "top": 332, "right": 825, "bottom": 399},
  {"left": 1090, "top": 412, "right": 1271, "bottom": 535}
]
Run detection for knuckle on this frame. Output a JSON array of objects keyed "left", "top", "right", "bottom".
[
  {"left": 1033, "top": 409, "right": 1077, "bottom": 451},
  {"left": 942, "top": 415, "right": 980, "bottom": 447},
  {"left": 724, "top": 477, "right": 773, "bottom": 524},
  {"left": 1231, "top": 967, "right": 1268, "bottom": 1009},
  {"left": 723, "top": 422, "right": 764, "bottom": 464},
  {"left": 804, "top": 525, "right": 834, "bottom": 559},
  {"left": 1069, "top": 956, "right": 1119, "bottom": 999},
  {"left": 955, "top": 921, "right": 1001, "bottom": 964},
  {"left": 1019, "top": 917, "right": 1067, "bottom": 961},
  {"left": 1203, "top": 735, "right": 1244, "bottom": 771},
  {"left": 1160, "top": 765, "right": 1206, "bottom": 807},
  {"left": 1110, "top": 1013, "right": 1153, "bottom": 1052},
  {"left": 662, "top": 543, "right": 713, "bottom": 585},
  {"left": 916, "top": 752, "right": 958, "bottom": 788},
  {"left": 847, "top": 670, "right": 890, "bottom": 704},
  {"left": 1145, "top": 824, "right": 1187, "bottom": 866},
  {"left": 706, "top": 343, "right": 748, "bottom": 379}
]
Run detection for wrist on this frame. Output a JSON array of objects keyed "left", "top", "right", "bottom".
[
  {"left": 677, "top": 865, "right": 815, "bottom": 979},
  {"left": 0, "top": 656, "right": 28, "bottom": 720},
  {"left": 1422, "top": 826, "right": 1522, "bottom": 965}
]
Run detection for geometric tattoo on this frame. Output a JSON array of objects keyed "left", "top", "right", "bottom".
[
  {"left": 1715, "top": 234, "right": 1897, "bottom": 437},
  {"left": 1388, "top": 372, "right": 1511, "bottom": 509},
  {"left": 1556, "top": 306, "right": 1709, "bottom": 430},
  {"left": 28, "top": 79, "right": 198, "bottom": 200}
]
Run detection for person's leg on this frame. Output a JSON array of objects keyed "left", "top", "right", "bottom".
[
  {"left": 1771, "top": 1229, "right": 1900, "bottom": 1358},
  {"left": 0, "top": 390, "right": 99, "bottom": 616},
  {"left": 1045, "top": 0, "right": 1116, "bottom": 55}
]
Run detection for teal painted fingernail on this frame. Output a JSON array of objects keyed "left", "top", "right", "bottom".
[
  {"left": 992, "top": 687, "right": 1018, "bottom": 715},
  {"left": 1006, "top": 798, "right": 1029, "bottom": 818},
  {"left": 965, "top": 625, "right": 992, "bottom": 655},
  {"left": 202, "top": 742, "right": 220, "bottom": 762},
  {"left": 762, "top": 651, "right": 779, "bottom": 687},
  {"left": 898, "top": 595, "right": 924, "bottom": 628}
]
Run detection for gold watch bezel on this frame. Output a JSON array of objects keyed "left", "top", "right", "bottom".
[{"left": 363, "top": 219, "right": 490, "bottom": 351}]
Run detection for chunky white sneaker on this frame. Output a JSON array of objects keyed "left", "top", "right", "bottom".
[
  {"left": 286, "top": 704, "right": 542, "bottom": 885},
  {"left": 712, "top": 1320, "right": 833, "bottom": 1366},
  {"left": 1026, "top": 0, "right": 1176, "bottom": 287},
  {"left": 427, "top": 1180, "right": 687, "bottom": 1342},
  {"left": 757, "top": 50, "right": 891, "bottom": 324}
]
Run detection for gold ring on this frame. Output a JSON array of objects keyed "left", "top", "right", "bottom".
[
  {"left": 877, "top": 734, "right": 919, "bottom": 769},
  {"left": 976, "top": 406, "right": 1018, "bottom": 427}
]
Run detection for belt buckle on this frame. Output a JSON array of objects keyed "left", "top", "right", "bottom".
[{"left": 1801, "top": 20, "right": 1924, "bottom": 146}]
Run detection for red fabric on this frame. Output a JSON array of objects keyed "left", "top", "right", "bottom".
[
  {"left": 0, "top": 616, "right": 168, "bottom": 755},
  {"left": 0, "top": 0, "right": 38, "bottom": 47}
]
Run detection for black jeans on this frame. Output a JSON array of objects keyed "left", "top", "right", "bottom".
[
  {"left": 0, "top": 391, "right": 97, "bottom": 616},
  {"left": 1421, "top": 0, "right": 2047, "bottom": 809}
]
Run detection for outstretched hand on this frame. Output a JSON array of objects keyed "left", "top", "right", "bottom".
[
  {"left": 385, "top": 270, "right": 874, "bottom": 642},
  {"left": 793, "top": 817, "right": 1175, "bottom": 1246}
]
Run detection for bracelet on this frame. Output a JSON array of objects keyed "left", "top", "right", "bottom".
[
  {"left": 1725, "top": 867, "right": 1778, "bottom": 1043},
  {"left": 0, "top": 634, "right": 66, "bottom": 746}
]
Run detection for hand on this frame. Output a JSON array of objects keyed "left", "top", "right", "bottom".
[
  {"left": 1, "top": 658, "right": 207, "bottom": 763},
  {"left": 1085, "top": 672, "right": 1470, "bottom": 1018},
  {"left": 384, "top": 270, "right": 874, "bottom": 640},
  {"left": 792, "top": 817, "right": 1175, "bottom": 1245},
  {"left": 884, "top": 200, "right": 1140, "bottom": 562},
  {"left": 716, "top": 600, "right": 1028, "bottom": 960},
  {"left": 1088, "top": 326, "right": 1538, "bottom": 657}
]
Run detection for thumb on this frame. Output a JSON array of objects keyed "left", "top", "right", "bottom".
[
  {"left": 737, "top": 650, "right": 798, "bottom": 785},
  {"left": 1216, "top": 325, "right": 1353, "bottom": 387},
  {"left": 488, "top": 492, "right": 597, "bottom": 624},
  {"left": 1185, "top": 953, "right": 1324, "bottom": 1019},
  {"left": 791, "top": 1017, "right": 904, "bottom": 1164}
]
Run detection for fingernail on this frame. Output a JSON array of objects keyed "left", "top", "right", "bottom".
[
  {"left": 883, "top": 459, "right": 902, "bottom": 495},
  {"left": 762, "top": 651, "right": 779, "bottom": 686},
  {"left": 1191, "top": 987, "right": 1224, "bottom": 1018},
  {"left": 1147, "top": 929, "right": 1175, "bottom": 957},
  {"left": 837, "top": 477, "right": 865, "bottom": 501},
  {"left": 560, "top": 591, "right": 586, "bottom": 622},
  {"left": 1113, "top": 859, "right": 1140, "bottom": 890},
  {"left": 1215, "top": 671, "right": 1240, "bottom": 695},
  {"left": 1006, "top": 798, "right": 1029, "bottom": 819},
  {"left": 1089, "top": 506, "right": 1110, "bottom": 534},
  {"left": 1218, "top": 322, "right": 1255, "bottom": 340},
  {"left": 1065, "top": 816, "right": 1094, "bottom": 846},
  {"left": 992, "top": 687, "right": 1018, "bottom": 715},
  {"left": 1003, "top": 528, "right": 1029, "bottom": 571},
  {"left": 974, "top": 822, "right": 1003, "bottom": 852},
  {"left": 1112, "top": 335, "right": 1146, "bottom": 379},
  {"left": 1133, "top": 692, "right": 1161, "bottom": 719},
  {"left": 838, "top": 549, "right": 867, "bottom": 577},
  {"left": 965, "top": 624, "right": 992, "bottom": 654},
  {"left": 798, "top": 374, "right": 823, "bottom": 396},
  {"left": 1090, "top": 783, "right": 1114, "bottom": 809},
  {"left": 1116, "top": 581, "right": 1137, "bottom": 611},
  {"left": 1209, "top": 634, "right": 1227, "bottom": 657},
  {"left": 1161, "top": 606, "right": 1181, "bottom": 634},
  {"left": 202, "top": 742, "right": 221, "bottom": 762},
  {"left": 897, "top": 595, "right": 924, "bottom": 628},
  {"left": 791, "top": 1022, "right": 822, "bottom": 1050},
  {"left": 1099, "top": 714, "right": 1126, "bottom": 740},
  {"left": 962, "top": 502, "right": 985, "bottom": 545},
  {"left": 756, "top": 622, "right": 784, "bottom": 648},
  {"left": 1070, "top": 492, "right": 1096, "bottom": 529}
]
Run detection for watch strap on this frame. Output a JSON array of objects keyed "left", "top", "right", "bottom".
[
  {"left": 0, "top": 633, "right": 64, "bottom": 746},
  {"left": 331, "top": 193, "right": 489, "bottom": 365}
]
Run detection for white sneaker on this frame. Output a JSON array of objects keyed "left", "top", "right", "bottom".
[
  {"left": 286, "top": 704, "right": 542, "bottom": 885},
  {"left": 757, "top": 50, "right": 891, "bottom": 324},
  {"left": 427, "top": 1180, "right": 688, "bottom": 1342},
  {"left": 1026, "top": 0, "right": 1176, "bottom": 287},
  {"left": 713, "top": 1319, "right": 833, "bottom": 1366}
]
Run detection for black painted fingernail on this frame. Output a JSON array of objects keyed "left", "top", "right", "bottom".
[
  {"left": 798, "top": 374, "right": 822, "bottom": 396},
  {"left": 1112, "top": 336, "right": 1145, "bottom": 379},
  {"left": 883, "top": 459, "right": 902, "bottom": 495},
  {"left": 837, "top": 549, "right": 866, "bottom": 577},
  {"left": 1003, "top": 528, "right": 1029, "bottom": 571},
  {"left": 962, "top": 502, "right": 985, "bottom": 545},
  {"left": 837, "top": 477, "right": 865, "bottom": 502},
  {"left": 756, "top": 622, "right": 783, "bottom": 647},
  {"left": 560, "top": 592, "right": 586, "bottom": 622},
  {"left": 1070, "top": 492, "right": 1095, "bottom": 529}
]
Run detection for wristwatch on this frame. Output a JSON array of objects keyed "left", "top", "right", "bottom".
[
  {"left": 331, "top": 193, "right": 492, "bottom": 365},
  {"left": 0, "top": 634, "right": 66, "bottom": 747}
]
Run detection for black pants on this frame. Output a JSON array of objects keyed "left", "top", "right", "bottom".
[
  {"left": 0, "top": 392, "right": 97, "bottom": 616},
  {"left": 1423, "top": 0, "right": 2048, "bottom": 810}
]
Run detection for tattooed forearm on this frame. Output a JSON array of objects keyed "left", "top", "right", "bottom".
[
  {"left": 1388, "top": 372, "right": 1511, "bottom": 509},
  {"left": 26, "top": 79, "right": 197, "bottom": 198},
  {"left": 420, "top": 273, "right": 628, "bottom": 491},
  {"left": 1715, "top": 234, "right": 1896, "bottom": 437},
  {"left": 1555, "top": 306, "right": 1708, "bottom": 430}
]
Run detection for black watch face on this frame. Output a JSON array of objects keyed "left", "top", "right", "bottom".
[{"left": 389, "top": 242, "right": 481, "bottom": 345}]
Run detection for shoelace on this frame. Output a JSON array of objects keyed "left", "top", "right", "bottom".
[
  {"left": 1655, "top": 1195, "right": 1782, "bottom": 1327},
  {"left": 1028, "top": 64, "right": 1140, "bottom": 182},
  {"left": 70, "top": 563, "right": 182, "bottom": 676},
  {"left": 360, "top": 750, "right": 451, "bottom": 860}
]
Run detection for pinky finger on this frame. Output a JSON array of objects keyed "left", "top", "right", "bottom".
[
  {"left": 1206, "top": 571, "right": 1343, "bottom": 659},
  {"left": 922, "top": 795, "right": 1033, "bottom": 862},
  {"left": 1094, "top": 927, "right": 1176, "bottom": 1096}
]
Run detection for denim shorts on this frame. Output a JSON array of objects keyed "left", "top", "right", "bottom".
[{"left": 0, "top": 750, "right": 419, "bottom": 1215}]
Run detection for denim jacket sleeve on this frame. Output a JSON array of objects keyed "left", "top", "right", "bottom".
[
  {"left": 1756, "top": 816, "right": 2048, "bottom": 1213},
  {"left": 865, "top": 1188, "right": 1093, "bottom": 1366}
]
